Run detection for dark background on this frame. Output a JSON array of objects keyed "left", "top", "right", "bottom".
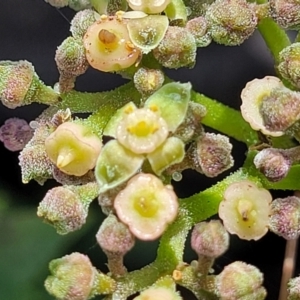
[{"left": 0, "top": 0, "right": 296, "bottom": 299}]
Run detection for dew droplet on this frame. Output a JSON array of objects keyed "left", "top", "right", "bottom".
[{"left": 172, "top": 171, "right": 182, "bottom": 182}]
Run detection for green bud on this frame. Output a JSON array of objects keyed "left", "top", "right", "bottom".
[
  {"left": 133, "top": 68, "right": 165, "bottom": 96},
  {"left": 0, "top": 60, "right": 59, "bottom": 108},
  {"left": 288, "top": 276, "right": 300, "bottom": 300},
  {"left": 70, "top": 9, "right": 100, "bottom": 39},
  {"left": 45, "top": 252, "right": 116, "bottom": 300},
  {"left": 215, "top": 261, "right": 267, "bottom": 300},
  {"left": 205, "top": 0, "right": 257, "bottom": 46},
  {"left": 127, "top": 15, "right": 169, "bottom": 54},
  {"left": 278, "top": 43, "right": 300, "bottom": 89},
  {"left": 68, "top": 0, "right": 92, "bottom": 11},
  {"left": 55, "top": 37, "right": 89, "bottom": 92},
  {"left": 44, "top": 0, "right": 68, "bottom": 8},
  {"left": 153, "top": 26, "right": 197, "bottom": 69},
  {"left": 164, "top": 0, "right": 188, "bottom": 24},
  {"left": 269, "top": 196, "right": 300, "bottom": 240},
  {"left": 270, "top": 0, "right": 300, "bottom": 29}
]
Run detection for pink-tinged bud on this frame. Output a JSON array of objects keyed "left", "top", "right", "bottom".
[
  {"left": 196, "top": 133, "right": 234, "bottom": 177},
  {"left": 96, "top": 214, "right": 135, "bottom": 275},
  {"left": 191, "top": 220, "right": 229, "bottom": 258},
  {"left": 186, "top": 17, "right": 212, "bottom": 47},
  {"left": 269, "top": 196, "right": 300, "bottom": 240},
  {"left": 254, "top": 148, "right": 292, "bottom": 182},
  {"left": 205, "top": 0, "right": 257, "bottom": 46},
  {"left": 0, "top": 118, "right": 33, "bottom": 151},
  {"left": 0, "top": 60, "right": 59, "bottom": 108},
  {"left": 37, "top": 183, "right": 98, "bottom": 234},
  {"left": 55, "top": 37, "right": 89, "bottom": 93},
  {"left": 288, "top": 276, "right": 300, "bottom": 300},
  {"left": 45, "top": 252, "right": 116, "bottom": 300},
  {"left": 215, "top": 261, "right": 267, "bottom": 299},
  {"left": 153, "top": 26, "right": 197, "bottom": 69},
  {"left": 269, "top": 0, "right": 300, "bottom": 29}
]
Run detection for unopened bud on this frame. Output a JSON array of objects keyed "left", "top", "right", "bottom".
[
  {"left": 153, "top": 26, "right": 197, "bottom": 69},
  {"left": 254, "top": 148, "right": 292, "bottom": 182},
  {"left": 270, "top": 0, "right": 300, "bottom": 29},
  {"left": 44, "top": 0, "right": 68, "bottom": 8},
  {"left": 0, "top": 118, "right": 33, "bottom": 151},
  {"left": 68, "top": 0, "right": 92, "bottom": 11},
  {"left": 205, "top": 0, "right": 257, "bottom": 46},
  {"left": 37, "top": 183, "right": 98, "bottom": 234},
  {"left": 269, "top": 196, "right": 300, "bottom": 240},
  {"left": 0, "top": 60, "right": 59, "bottom": 108},
  {"left": 196, "top": 132, "right": 234, "bottom": 177},
  {"left": 215, "top": 261, "right": 267, "bottom": 299},
  {"left": 45, "top": 252, "right": 116, "bottom": 300},
  {"left": 186, "top": 17, "right": 212, "bottom": 47},
  {"left": 55, "top": 37, "right": 89, "bottom": 92},
  {"left": 278, "top": 43, "right": 300, "bottom": 89},
  {"left": 288, "top": 276, "right": 300, "bottom": 300}
]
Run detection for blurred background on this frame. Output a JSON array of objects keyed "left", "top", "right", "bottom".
[{"left": 0, "top": 0, "right": 296, "bottom": 299}]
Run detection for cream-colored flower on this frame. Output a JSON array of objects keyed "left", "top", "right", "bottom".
[
  {"left": 114, "top": 173, "right": 178, "bottom": 240},
  {"left": 219, "top": 180, "right": 272, "bottom": 240}
]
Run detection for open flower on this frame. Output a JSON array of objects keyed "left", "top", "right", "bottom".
[
  {"left": 114, "top": 173, "right": 178, "bottom": 240},
  {"left": 45, "top": 122, "right": 102, "bottom": 176},
  {"left": 219, "top": 180, "right": 272, "bottom": 240},
  {"left": 95, "top": 82, "right": 190, "bottom": 193}
]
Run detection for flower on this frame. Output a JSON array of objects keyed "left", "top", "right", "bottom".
[
  {"left": 219, "top": 180, "right": 272, "bottom": 240},
  {"left": 45, "top": 122, "right": 102, "bottom": 176},
  {"left": 126, "top": 0, "right": 171, "bottom": 14},
  {"left": 114, "top": 173, "right": 178, "bottom": 240},
  {"left": 133, "top": 286, "right": 182, "bottom": 300}
]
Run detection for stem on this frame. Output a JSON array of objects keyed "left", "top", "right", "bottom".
[{"left": 278, "top": 238, "right": 298, "bottom": 300}]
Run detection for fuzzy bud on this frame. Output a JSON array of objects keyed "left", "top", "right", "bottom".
[
  {"left": 288, "top": 276, "right": 300, "bottom": 300},
  {"left": 55, "top": 37, "right": 89, "bottom": 92},
  {"left": 269, "top": 196, "right": 300, "bottom": 240},
  {"left": 134, "top": 68, "right": 164, "bottom": 96},
  {"left": 153, "top": 26, "right": 197, "bottom": 69},
  {"left": 254, "top": 148, "right": 292, "bottom": 182},
  {"left": 205, "top": 0, "right": 257, "bottom": 46},
  {"left": 44, "top": 0, "right": 68, "bottom": 7},
  {"left": 70, "top": 9, "right": 99, "bottom": 39},
  {"left": 191, "top": 220, "right": 229, "bottom": 258},
  {"left": 278, "top": 43, "right": 300, "bottom": 89},
  {"left": 186, "top": 17, "right": 212, "bottom": 47},
  {"left": 0, "top": 118, "right": 33, "bottom": 152},
  {"left": 196, "top": 132, "right": 234, "bottom": 177},
  {"left": 0, "top": 60, "right": 59, "bottom": 108},
  {"left": 37, "top": 183, "right": 98, "bottom": 234},
  {"left": 215, "top": 261, "right": 267, "bottom": 299},
  {"left": 68, "top": 0, "right": 92, "bottom": 11},
  {"left": 45, "top": 252, "right": 116, "bottom": 300},
  {"left": 270, "top": 0, "right": 300, "bottom": 29}
]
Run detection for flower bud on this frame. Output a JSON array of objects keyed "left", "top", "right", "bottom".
[
  {"left": 215, "top": 261, "right": 267, "bottom": 299},
  {"left": 83, "top": 16, "right": 140, "bottom": 72},
  {"left": 114, "top": 173, "right": 178, "bottom": 240},
  {"left": 191, "top": 220, "right": 229, "bottom": 258},
  {"left": 70, "top": 9, "right": 100, "bottom": 39},
  {"left": 0, "top": 118, "right": 33, "bottom": 152},
  {"left": 44, "top": 0, "right": 68, "bottom": 8},
  {"left": 0, "top": 60, "right": 59, "bottom": 108},
  {"left": 133, "top": 68, "right": 164, "bottom": 96},
  {"left": 186, "top": 17, "right": 212, "bottom": 47},
  {"left": 269, "top": 0, "right": 300, "bottom": 29},
  {"left": 254, "top": 148, "right": 292, "bottom": 182},
  {"left": 153, "top": 26, "right": 197, "bottom": 69},
  {"left": 133, "top": 286, "right": 182, "bottom": 300},
  {"left": 68, "top": 0, "right": 92, "bottom": 11},
  {"left": 205, "top": 0, "right": 257, "bottom": 46},
  {"left": 45, "top": 252, "right": 116, "bottom": 300},
  {"left": 37, "top": 183, "right": 98, "bottom": 234},
  {"left": 45, "top": 122, "right": 102, "bottom": 176},
  {"left": 96, "top": 214, "right": 135, "bottom": 275},
  {"left": 288, "top": 276, "right": 300, "bottom": 300},
  {"left": 278, "top": 43, "right": 300, "bottom": 89},
  {"left": 196, "top": 132, "right": 234, "bottom": 177},
  {"left": 55, "top": 37, "right": 89, "bottom": 92},
  {"left": 219, "top": 180, "right": 272, "bottom": 240},
  {"left": 269, "top": 196, "right": 300, "bottom": 240}
]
